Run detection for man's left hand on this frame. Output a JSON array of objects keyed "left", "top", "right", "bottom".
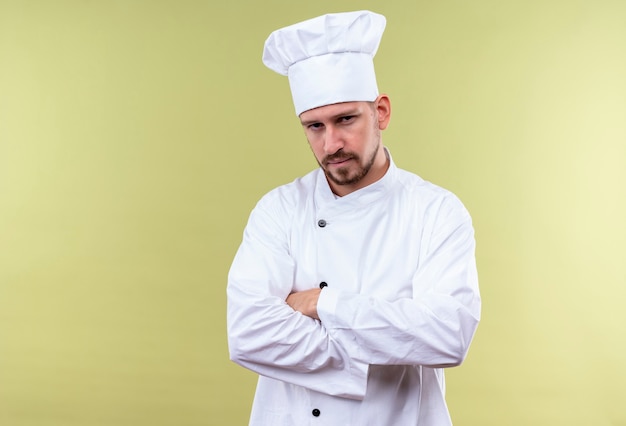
[{"left": 286, "top": 288, "right": 321, "bottom": 320}]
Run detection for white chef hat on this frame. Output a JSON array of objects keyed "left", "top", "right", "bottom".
[{"left": 262, "top": 10, "right": 386, "bottom": 116}]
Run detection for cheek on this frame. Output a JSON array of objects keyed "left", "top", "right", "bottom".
[
  {"left": 352, "top": 129, "right": 373, "bottom": 152},
  {"left": 307, "top": 139, "right": 325, "bottom": 160}
]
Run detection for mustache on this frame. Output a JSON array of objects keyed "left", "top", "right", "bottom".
[{"left": 323, "top": 150, "right": 358, "bottom": 165}]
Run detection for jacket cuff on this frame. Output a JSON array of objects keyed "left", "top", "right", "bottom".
[{"left": 317, "top": 286, "right": 339, "bottom": 326}]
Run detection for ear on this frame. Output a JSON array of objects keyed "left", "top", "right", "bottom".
[{"left": 375, "top": 94, "right": 391, "bottom": 130}]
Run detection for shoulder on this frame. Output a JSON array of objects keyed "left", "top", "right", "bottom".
[
  {"left": 241, "top": 169, "right": 319, "bottom": 240},
  {"left": 253, "top": 168, "right": 319, "bottom": 216},
  {"left": 393, "top": 167, "right": 471, "bottom": 221}
]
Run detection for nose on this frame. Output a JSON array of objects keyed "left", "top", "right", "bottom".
[{"left": 323, "top": 125, "right": 344, "bottom": 155}]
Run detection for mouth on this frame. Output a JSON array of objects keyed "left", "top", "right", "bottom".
[{"left": 325, "top": 157, "right": 353, "bottom": 167}]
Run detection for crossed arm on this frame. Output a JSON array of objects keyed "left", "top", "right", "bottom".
[{"left": 228, "top": 191, "right": 481, "bottom": 399}]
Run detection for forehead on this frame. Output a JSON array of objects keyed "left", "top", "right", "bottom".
[{"left": 299, "top": 101, "right": 368, "bottom": 124}]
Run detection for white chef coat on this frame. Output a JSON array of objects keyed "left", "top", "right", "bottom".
[{"left": 227, "top": 150, "right": 481, "bottom": 425}]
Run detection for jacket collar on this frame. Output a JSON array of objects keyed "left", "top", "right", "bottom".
[{"left": 315, "top": 147, "right": 397, "bottom": 211}]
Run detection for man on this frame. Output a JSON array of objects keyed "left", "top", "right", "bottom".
[{"left": 227, "top": 10, "right": 481, "bottom": 425}]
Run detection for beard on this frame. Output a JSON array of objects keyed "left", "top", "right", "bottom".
[{"left": 320, "top": 140, "right": 380, "bottom": 187}]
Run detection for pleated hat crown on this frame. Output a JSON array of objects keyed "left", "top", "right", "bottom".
[{"left": 262, "top": 10, "right": 386, "bottom": 116}]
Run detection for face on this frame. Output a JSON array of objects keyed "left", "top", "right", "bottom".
[{"left": 299, "top": 95, "right": 391, "bottom": 196}]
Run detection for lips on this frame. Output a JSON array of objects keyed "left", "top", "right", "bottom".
[{"left": 325, "top": 156, "right": 353, "bottom": 167}]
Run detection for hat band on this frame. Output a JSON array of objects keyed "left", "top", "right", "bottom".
[{"left": 288, "top": 52, "right": 379, "bottom": 115}]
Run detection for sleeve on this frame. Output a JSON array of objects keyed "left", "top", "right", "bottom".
[
  {"left": 226, "top": 193, "right": 369, "bottom": 400},
  {"left": 316, "top": 194, "right": 481, "bottom": 367}
]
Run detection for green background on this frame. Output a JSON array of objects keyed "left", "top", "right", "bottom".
[{"left": 1, "top": 0, "right": 625, "bottom": 425}]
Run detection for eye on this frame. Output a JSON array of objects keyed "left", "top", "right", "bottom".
[
  {"left": 308, "top": 122, "right": 324, "bottom": 130},
  {"left": 339, "top": 115, "right": 355, "bottom": 124}
]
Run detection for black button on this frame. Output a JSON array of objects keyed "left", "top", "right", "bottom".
[
  {"left": 319, "top": 282, "right": 328, "bottom": 289},
  {"left": 312, "top": 408, "right": 320, "bottom": 417},
  {"left": 317, "top": 219, "right": 326, "bottom": 228}
]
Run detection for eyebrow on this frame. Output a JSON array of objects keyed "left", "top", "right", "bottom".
[{"left": 300, "top": 109, "right": 362, "bottom": 127}]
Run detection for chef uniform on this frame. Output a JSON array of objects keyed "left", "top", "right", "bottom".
[{"left": 227, "top": 10, "right": 481, "bottom": 426}]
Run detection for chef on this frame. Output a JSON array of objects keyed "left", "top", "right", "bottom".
[{"left": 227, "top": 10, "right": 481, "bottom": 425}]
